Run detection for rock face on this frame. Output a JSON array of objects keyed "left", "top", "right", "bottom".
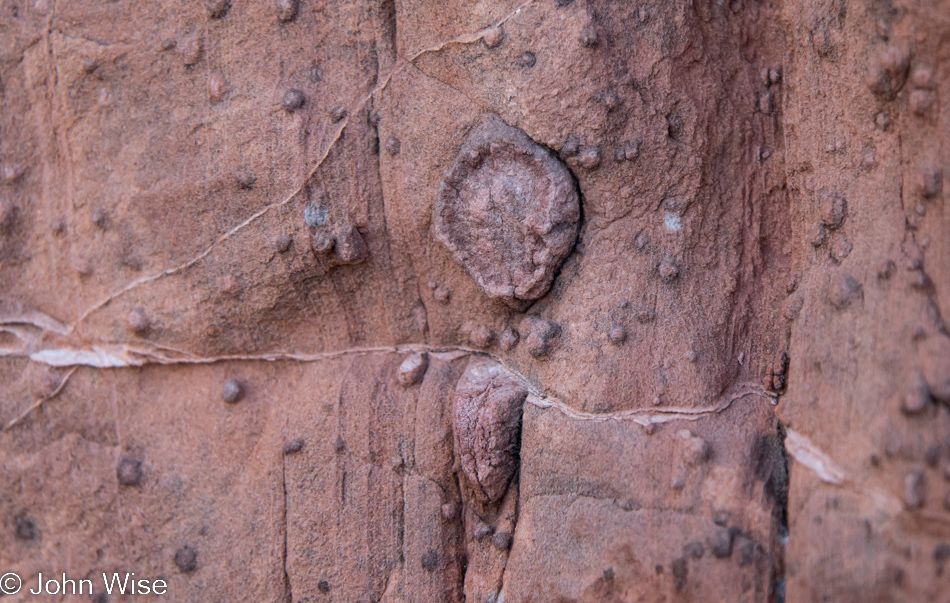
[
  {"left": 1, "top": 0, "right": 948, "bottom": 602},
  {"left": 434, "top": 117, "right": 580, "bottom": 306},
  {"left": 452, "top": 356, "right": 528, "bottom": 504}
]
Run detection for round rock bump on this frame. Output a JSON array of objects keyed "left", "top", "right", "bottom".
[{"left": 434, "top": 117, "right": 580, "bottom": 307}]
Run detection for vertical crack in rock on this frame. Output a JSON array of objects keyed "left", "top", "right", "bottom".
[
  {"left": 281, "top": 457, "right": 293, "bottom": 603},
  {"left": 755, "top": 423, "right": 790, "bottom": 602},
  {"left": 452, "top": 356, "right": 528, "bottom": 505},
  {"left": 378, "top": 0, "right": 397, "bottom": 66},
  {"left": 434, "top": 117, "right": 580, "bottom": 308}
]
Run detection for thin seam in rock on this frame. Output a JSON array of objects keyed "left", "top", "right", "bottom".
[
  {"left": 2, "top": 366, "right": 77, "bottom": 432},
  {"left": 785, "top": 428, "right": 950, "bottom": 527},
  {"left": 65, "top": 0, "right": 542, "bottom": 335},
  {"left": 13, "top": 343, "right": 772, "bottom": 427}
]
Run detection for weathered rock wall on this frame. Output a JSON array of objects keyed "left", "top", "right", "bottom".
[{"left": 0, "top": 0, "right": 947, "bottom": 601}]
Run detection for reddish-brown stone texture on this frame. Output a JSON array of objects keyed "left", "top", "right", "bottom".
[{"left": 0, "top": 0, "right": 947, "bottom": 601}]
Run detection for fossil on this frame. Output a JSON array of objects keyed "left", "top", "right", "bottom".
[
  {"left": 452, "top": 357, "right": 528, "bottom": 504},
  {"left": 434, "top": 117, "right": 580, "bottom": 307}
]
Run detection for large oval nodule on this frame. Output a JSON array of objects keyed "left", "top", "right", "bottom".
[
  {"left": 434, "top": 117, "right": 580, "bottom": 307},
  {"left": 452, "top": 357, "right": 528, "bottom": 504}
]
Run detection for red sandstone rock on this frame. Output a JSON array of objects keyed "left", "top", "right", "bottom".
[{"left": 1, "top": 1, "right": 948, "bottom": 601}]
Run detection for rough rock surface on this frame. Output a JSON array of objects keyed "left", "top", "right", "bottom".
[
  {"left": 0, "top": 0, "right": 948, "bottom": 601},
  {"left": 452, "top": 356, "right": 528, "bottom": 504},
  {"left": 434, "top": 116, "right": 580, "bottom": 306}
]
